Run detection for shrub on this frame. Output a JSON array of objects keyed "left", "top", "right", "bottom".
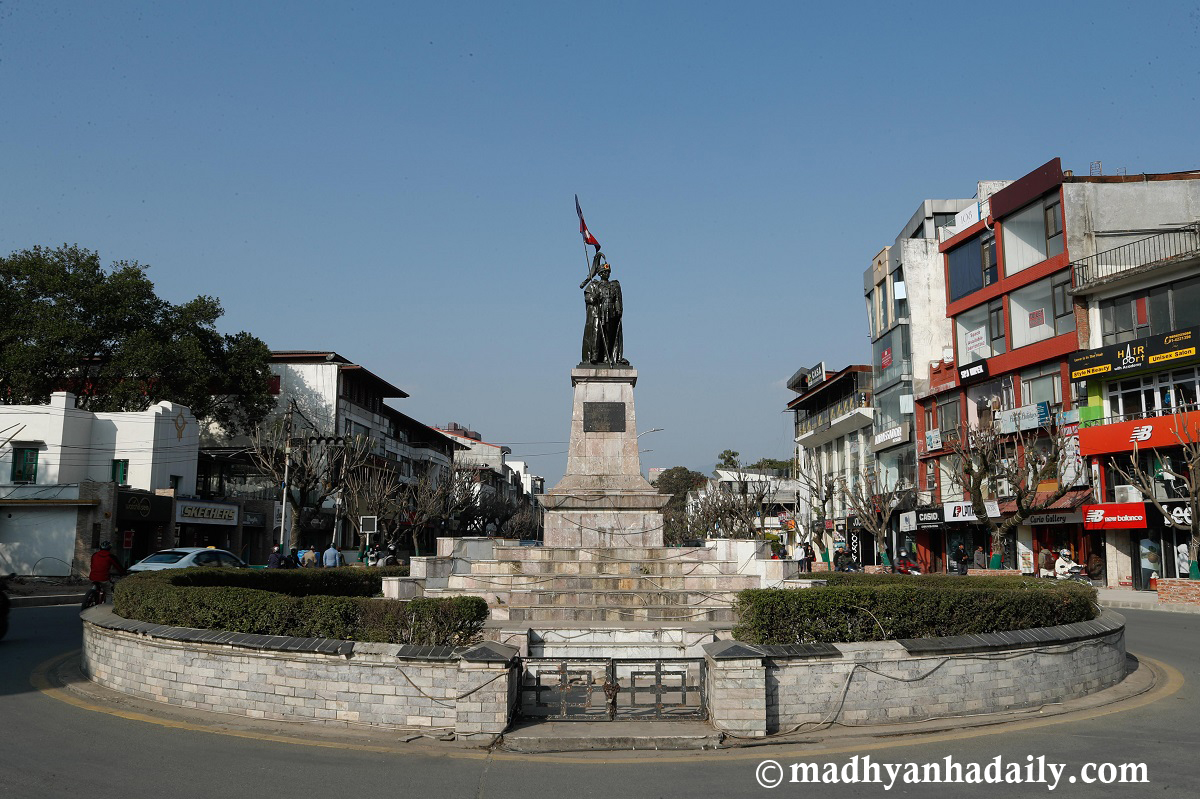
[
  {"left": 733, "top": 577, "right": 1096, "bottom": 645},
  {"left": 112, "top": 567, "right": 486, "bottom": 646}
]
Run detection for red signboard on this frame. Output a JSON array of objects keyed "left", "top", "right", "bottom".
[
  {"left": 1078, "top": 410, "right": 1200, "bottom": 455},
  {"left": 122, "top": 530, "right": 135, "bottom": 549},
  {"left": 881, "top": 348, "right": 892, "bottom": 369},
  {"left": 1082, "top": 503, "right": 1148, "bottom": 530}
]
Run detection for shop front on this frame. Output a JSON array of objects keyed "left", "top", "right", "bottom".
[
  {"left": 175, "top": 498, "right": 240, "bottom": 551},
  {"left": 114, "top": 490, "right": 175, "bottom": 565},
  {"left": 1021, "top": 510, "right": 1101, "bottom": 581},
  {"left": 1083, "top": 502, "right": 1150, "bottom": 590},
  {"left": 899, "top": 506, "right": 945, "bottom": 574},
  {"left": 943, "top": 500, "right": 1009, "bottom": 569}
]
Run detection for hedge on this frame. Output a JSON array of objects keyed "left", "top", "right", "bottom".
[
  {"left": 112, "top": 567, "right": 487, "bottom": 646},
  {"left": 733, "top": 577, "right": 1096, "bottom": 645}
]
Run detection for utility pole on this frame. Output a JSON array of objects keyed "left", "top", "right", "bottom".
[{"left": 279, "top": 401, "right": 294, "bottom": 549}]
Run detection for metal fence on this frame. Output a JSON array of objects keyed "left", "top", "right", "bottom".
[{"left": 1072, "top": 224, "right": 1200, "bottom": 287}]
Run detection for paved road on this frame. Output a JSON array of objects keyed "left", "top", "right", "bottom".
[{"left": 2, "top": 605, "right": 1198, "bottom": 798}]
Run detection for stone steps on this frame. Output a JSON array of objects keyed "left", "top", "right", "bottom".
[
  {"left": 445, "top": 574, "right": 759, "bottom": 592},
  {"left": 467, "top": 559, "right": 741, "bottom": 577},
  {"left": 504, "top": 589, "right": 738, "bottom": 609},
  {"left": 504, "top": 605, "right": 737, "bottom": 623},
  {"left": 492, "top": 546, "right": 718, "bottom": 562}
]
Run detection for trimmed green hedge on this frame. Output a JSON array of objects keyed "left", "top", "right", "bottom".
[
  {"left": 113, "top": 567, "right": 487, "bottom": 646},
  {"left": 733, "top": 576, "right": 1097, "bottom": 645}
]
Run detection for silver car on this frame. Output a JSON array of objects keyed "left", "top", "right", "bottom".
[{"left": 128, "top": 547, "right": 247, "bottom": 572}]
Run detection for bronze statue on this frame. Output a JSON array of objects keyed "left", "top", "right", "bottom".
[{"left": 581, "top": 249, "right": 628, "bottom": 367}]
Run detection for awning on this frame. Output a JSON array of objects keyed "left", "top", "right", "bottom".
[{"left": 998, "top": 486, "right": 1094, "bottom": 515}]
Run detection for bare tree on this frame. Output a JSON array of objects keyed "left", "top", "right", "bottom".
[
  {"left": 839, "top": 466, "right": 915, "bottom": 568},
  {"left": 399, "top": 462, "right": 478, "bottom": 556},
  {"left": 341, "top": 459, "right": 405, "bottom": 550},
  {"left": 946, "top": 422, "right": 1077, "bottom": 568},
  {"left": 1112, "top": 418, "right": 1200, "bottom": 579},
  {"left": 250, "top": 419, "right": 373, "bottom": 550},
  {"left": 793, "top": 452, "right": 838, "bottom": 566}
]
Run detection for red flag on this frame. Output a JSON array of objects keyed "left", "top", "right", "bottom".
[{"left": 575, "top": 194, "right": 600, "bottom": 249}]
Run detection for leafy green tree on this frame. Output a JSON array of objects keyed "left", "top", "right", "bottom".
[
  {"left": 655, "top": 466, "right": 707, "bottom": 546},
  {"left": 748, "top": 457, "right": 793, "bottom": 476},
  {"left": 0, "top": 244, "right": 273, "bottom": 435},
  {"left": 715, "top": 449, "right": 741, "bottom": 473}
]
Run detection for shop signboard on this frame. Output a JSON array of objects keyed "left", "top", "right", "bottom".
[
  {"left": 881, "top": 348, "right": 893, "bottom": 369},
  {"left": 1068, "top": 326, "right": 1200, "bottom": 381},
  {"left": 899, "top": 511, "right": 917, "bottom": 533},
  {"left": 943, "top": 500, "right": 1000, "bottom": 522},
  {"left": 1159, "top": 501, "right": 1193, "bottom": 528},
  {"left": 964, "top": 327, "right": 987, "bottom": 355},
  {"left": 242, "top": 511, "right": 266, "bottom": 527},
  {"left": 1025, "top": 510, "right": 1083, "bottom": 526},
  {"left": 1078, "top": 409, "right": 1200, "bottom": 456},
  {"left": 175, "top": 499, "right": 239, "bottom": 526},
  {"left": 116, "top": 491, "right": 173, "bottom": 523},
  {"left": 925, "top": 428, "right": 942, "bottom": 451},
  {"left": 957, "top": 358, "right": 990, "bottom": 386},
  {"left": 995, "top": 402, "right": 1050, "bottom": 434},
  {"left": 1082, "top": 503, "right": 1148, "bottom": 530},
  {"left": 916, "top": 507, "right": 944, "bottom": 529}
]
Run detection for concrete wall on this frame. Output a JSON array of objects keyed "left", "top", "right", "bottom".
[
  {"left": 705, "top": 611, "right": 1126, "bottom": 736},
  {"left": 1064, "top": 179, "right": 1200, "bottom": 261},
  {"left": 82, "top": 608, "right": 516, "bottom": 740}
]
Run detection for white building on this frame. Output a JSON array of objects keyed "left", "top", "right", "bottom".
[{"left": 0, "top": 392, "right": 198, "bottom": 575}]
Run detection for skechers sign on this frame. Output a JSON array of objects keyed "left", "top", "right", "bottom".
[
  {"left": 175, "top": 500, "right": 239, "bottom": 526},
  {"left": 1081, "top": 503, "right": 1147, "bottom": 530}
]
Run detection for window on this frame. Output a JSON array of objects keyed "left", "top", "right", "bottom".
[
  {"left": 924, "top": 459, "right": 937, "bottom": 492},
  {"left": 11, "top": 448, "right": 37, "bottom": 482},
  {"left": 111, "top": 459, "right": 130, "bottom": 485},
  {"left": 989, "top": 300, "right": 1007, "bottom": 355},
  {"left": 1099, "top": 274, "right": 1200, "bottom": 346},
  {"left": 937, "top": 398, "right": 961, "bottom": 439},
  {"left": 170, "top": 475, "right": 182, "bottom": 491},
  {"left": 1052, "top": 273, "right": 1075, "bottom": 336},
  {"left": 955, "top": 304, "right": 991, "bottom": 362},
  {"left": 947, "top": 234, "right": 993, "bottom": 301},
  {"left": 1021, "top": 363, "right": 1063, "bottom": 412},
  {"left": 1106, "top": 367, "right": 1200, "bottom": 421},
  {"left": 1002, "top": 193, "right": 1064, "bottom": 275},
  {"left": 1009, "top": 275, "right": 1059, "bottom": 349},
  {"left": 891, "top": 266, "right": 908, "bottom": 320},
  {"left": 967, "top": 378, "right": 1015, "bottom": 428}
]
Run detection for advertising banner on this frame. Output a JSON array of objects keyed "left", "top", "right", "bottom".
[
  {"left": 916, "top": 507, "right": 944, "bottom": 529},
  {"left": 1068, "top": 326, "right": 1200, "bottom": 381},
  {"left": 943, "top": 500, "right": 1001, "bottom": 521},
  {"left": 1078, "top": 409, "right": 1200, "bottom": 456},
  {"left": 175, "top": 499, "right": 240, "bottom": 526},
  {"left": 1082, "top": 503, "right": 1148, "bottom": 530}
]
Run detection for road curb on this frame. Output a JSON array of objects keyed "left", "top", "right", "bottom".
[{"left": 10, "top": 594, "right": 87, "bottom": 608}]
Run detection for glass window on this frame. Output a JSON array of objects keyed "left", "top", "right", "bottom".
[
  {"left": 989, "top": 301, "right": 1007, "bottom": 355},
  {"left": 1009, "top": 276, "right": 1056, "bottom": 349},
  {"left": 1044, "top": 198, "right": 1064, "bottom": 258},
  {"left": 1021, "top": 364, "right": 1063, "bottom": 410},
  {"left": 141, "top": 551, "right": 189, "bottom": 564},
  {"left": 967, "top": 378, "right": 1015, "bottom": 428},
  {"left": 1174, "top": 276, "right": 1200, "bottom": 330},
  {"left": 891, "top": 266, "right": 908, "bottom": 320},
  {"left": 1002, "top": 194, "right": 1062, "bottom": 275},
  {"left": 11, "top": 448, "right": 38, "bottom": 482},
  {"left": 111, "top": 459, "right": 129, "bottom": 484},
  {"left": 955, "top": 304, "right": 991, "bottom": 362},
  {"left": 937, "top": 398, "right": 961, "bottom": 438},
  {"left": 982, "top": 234, "right": 998, "bottom": 286},
  {"left": 1052, "top": 273, "right": 1076, "bottom": 336},
  {"left": 947, "top": 235, "right": 984, "bottom": 301}
]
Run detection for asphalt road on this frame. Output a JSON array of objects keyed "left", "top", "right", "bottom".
[{"left": 2, "top": 605, "right": 1198, "bottom": 799}]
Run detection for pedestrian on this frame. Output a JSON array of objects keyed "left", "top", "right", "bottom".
[
  {"left": 973, "top": 545, "right": 987, "bottom": 570},
  {"left": 795, "top": 544, "right": 808, "bottom": 573},
  {"left": 283, "top": 548, "right": 300, "bottom": 569},
  {"left": 297, "top": 546, "right": 309, "bottom": 566},
  {"left": 1038, "top": 547, "right": 1055, "bottom": 578},
  {"left": 322, "top": 542, "right": 344, "bottom": 568},
  {"left": 266, "top": 545, "right": 284, "bottom": 569},
  {"left": 804, "top": 543, "right": 815, "bottom": 572},
  {"left": 302, "top": 547, "right": 319, "bottom": 568},
  {"left": 954, "top": 544, "right": 969, "bottom": 575}
]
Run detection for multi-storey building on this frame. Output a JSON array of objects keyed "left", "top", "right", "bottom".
[
  {"left": 913, "top": 158, "right": 1199, "bottom": 581},
  {"left": 863, "top": 198, "right": 981, "bottom": 496},
  {"left": 0, "top": 392, "right": 198, "bottom": 575},
  {"left": 787, "top": 363, "right": 875, "bottom": 564},
  {"left": 1064, "top": 171, "right": 1200, "bottom": 590}
]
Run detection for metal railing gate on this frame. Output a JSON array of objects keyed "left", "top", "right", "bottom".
[{"left": 517, "top": 657, "right": 706, "bottom": 721}]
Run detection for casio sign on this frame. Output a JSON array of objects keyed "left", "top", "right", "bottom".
[{"left": 918, "top": 511, "right": 940, "bottom": 522}]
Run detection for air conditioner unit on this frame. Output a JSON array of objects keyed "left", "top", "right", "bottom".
[{"left": 1114, "top": 485, "right": 1143, "bottom": 504}]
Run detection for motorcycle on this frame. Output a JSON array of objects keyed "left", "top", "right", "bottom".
[
  {"left": 1059, "top": 564, "right": 1091, "bottom": 585},
  {"left": 1, "top": 573, "right": 14, "bottom": 641}
]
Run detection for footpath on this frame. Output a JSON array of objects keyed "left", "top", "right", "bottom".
[{"left": 7, "top": 576, "right": 88, "bottom": 607}]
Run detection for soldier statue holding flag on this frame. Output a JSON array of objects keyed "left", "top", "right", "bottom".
[{"left": 576, "top": 196, "right": 628, "bottom": 367}]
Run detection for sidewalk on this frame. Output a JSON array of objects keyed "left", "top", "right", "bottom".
[{"left": 1096, "top": 587, "right": 1200, "bottom": 615}]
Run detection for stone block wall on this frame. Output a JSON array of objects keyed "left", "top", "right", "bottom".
[
  {"left": 82, "top": 611, "right": 516, "bottom": 739},
  {"left": 967, "top": 569, "right": 1023, "bottom": 576},
  {"left": 1156, "top": 577, "right": 1200, "bottom": 606},
  {"left": 705, "top": 656, "right": 766, "bottom": 737}
]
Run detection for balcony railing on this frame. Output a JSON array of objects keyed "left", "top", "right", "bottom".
[
  {"left": 1080, "top": 400, "right": 1200, "bottom": 428},
  {"left": 795, "top": 392, "right": 872, "bottom": 437},
  {"left": 1072, "top": 223, "right": 1200, "bottom": 288}
]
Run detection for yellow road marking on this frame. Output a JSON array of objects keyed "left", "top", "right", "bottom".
[{"left": 31, "top": 650, "right": 1182, "bottom": 764}]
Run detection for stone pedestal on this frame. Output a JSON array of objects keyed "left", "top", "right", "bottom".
[{"left": 542, "top": 367, "right": 668, "bottom": 547}]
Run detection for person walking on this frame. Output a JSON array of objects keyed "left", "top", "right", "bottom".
[
  {"left": 322, "top": 543, "right": 344, "bottom": 568},
  {"left": 266, "top": 545, "right": 284, "bottom": 569},
  {"left": 973, "top": 545, "right": 987, "bottom": 570},
  {"left": 953, "top": 544, "right": 969, "bottom": 575},
  {"left": 301, "top": 547, "right": 318, "bottom": 568}
]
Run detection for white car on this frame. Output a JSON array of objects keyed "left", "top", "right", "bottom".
[{"left": 128, "top": 547, "right": 247, "bottom": 572}]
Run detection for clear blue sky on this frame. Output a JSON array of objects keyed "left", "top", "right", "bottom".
[{"left": 3, "top": 1, "right": 1198, "bottom": 484}]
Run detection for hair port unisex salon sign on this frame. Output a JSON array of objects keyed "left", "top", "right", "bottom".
[
  {"left": 175, "top": 499, "right": 239, "bottom": 526},
  {"left": 1068, "top": 326, "right": 1200, "bottom": 380}
]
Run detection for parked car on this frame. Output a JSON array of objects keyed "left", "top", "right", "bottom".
[{"left": 128, "top": 547, "right": 247, "bottom": 572}]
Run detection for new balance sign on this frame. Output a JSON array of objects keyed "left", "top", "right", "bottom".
[{"left": 1081, "top": 503, "right": 1147, "bottom": 530}]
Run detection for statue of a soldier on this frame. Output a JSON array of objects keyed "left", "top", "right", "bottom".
[{"left": 580, "top": 249, "right": 628, "bottom": 367}]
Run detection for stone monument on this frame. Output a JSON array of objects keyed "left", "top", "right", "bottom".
[{"left": 540, "top": 250, "right": 668, "bottom": 547}]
